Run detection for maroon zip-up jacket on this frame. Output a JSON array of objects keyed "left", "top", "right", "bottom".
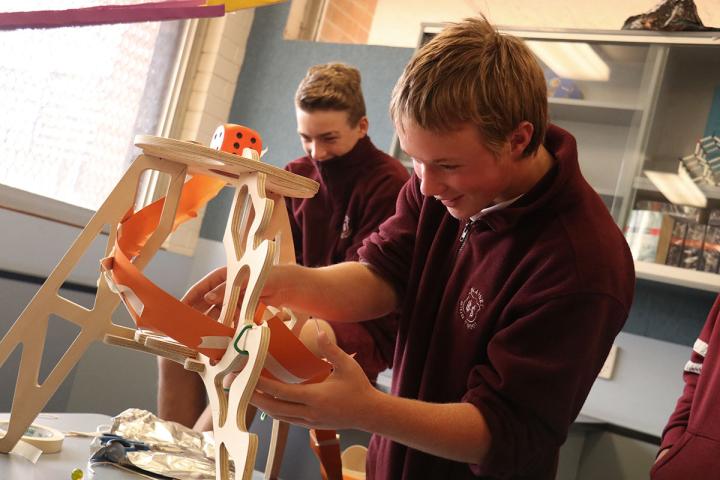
[
  {"left": 359, "top": 125, "right": 635, "bottom": 479},
  {"left": 285, "top": 135, "right": 409, "bottom": 380},
  {"left": 652, "top": 294, "right": 720, "bottom": 479}
]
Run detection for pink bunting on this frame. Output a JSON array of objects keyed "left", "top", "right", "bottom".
[{"left": 0, "top": 1, "right": 225, "bottom": 30}]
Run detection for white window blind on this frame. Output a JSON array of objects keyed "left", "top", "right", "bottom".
[{"left": 0, "top": 1, "right": 184, "bottom": 211}]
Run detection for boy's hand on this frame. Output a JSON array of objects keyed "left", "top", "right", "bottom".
[
  {"left": 182, "top": 266, "right": 228, "bottom": 318},
  {"left": 251, "top": 331, "right": 376, "bottom": 430},
  {"left": 182, "top": 264, "right": 299, "bottom": 318}
]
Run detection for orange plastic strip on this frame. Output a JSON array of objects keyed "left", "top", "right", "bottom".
[
  {"left": 309, "top": 429, "right": 343, "bottom": 480},
  {"left": 105, "top": 240, "right": 234, "bottom": 360},
  {"left": 263, "top": 316, "right": 331, "bottom": 383},
  {"left": 118, "top": 174, "right": 226, "bottom": 258}
]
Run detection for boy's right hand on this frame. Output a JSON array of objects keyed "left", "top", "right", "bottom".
[
  {"left": 182, "top": 264, "right": 300, "bottom": 318},
  {"left": 181, "top": 266, "right": 229, "bottom": 319}
]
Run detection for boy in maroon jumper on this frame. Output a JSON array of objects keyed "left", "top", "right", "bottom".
[
  {"left": 652, "top": 294, "right": 720, "bottom": 479},
  {"left": 189, "top": 17, "right": 635, "bottom": 478},
  {"left": 285, "top": 63, "right": 408, "bottom": 380},
  {"left": 157, "top": 63, "right": 407, "bottom": 430}
]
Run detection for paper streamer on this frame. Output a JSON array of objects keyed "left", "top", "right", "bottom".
[
  {"left": 0, "top": 1, "right": 290, "bottom": 31},
  {"left": 0, "top": 2, "right": 224, "bottom": 30}
]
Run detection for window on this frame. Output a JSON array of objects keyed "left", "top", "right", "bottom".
[{"left": 0, "top": 1, "right": 185, "bottom": 213}]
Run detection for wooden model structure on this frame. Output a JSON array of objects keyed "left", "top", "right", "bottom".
[{"left": 0, "top": 125, "right": 343, "bottom": 480}]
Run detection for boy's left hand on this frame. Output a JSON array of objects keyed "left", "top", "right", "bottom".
[{"left": 251, "top": 331, "right": 376, "bottom": 430}]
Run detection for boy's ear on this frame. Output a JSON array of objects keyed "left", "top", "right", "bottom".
[
  {"left": 509, "top": 121, "right": 534, "bottom": 157},
  {"left": 357, "top": 116, "right": 369, "bottom": 136}
]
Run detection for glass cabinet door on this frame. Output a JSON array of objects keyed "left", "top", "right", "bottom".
[
  {"left": 621, "top": 40, "right": 720, "bottom": 291},
  {"left": 519, "top": 37, "right": 656, "bottom": 219},
  {"left": 394, "top": 26, "right": 720, "bottom": 291}
]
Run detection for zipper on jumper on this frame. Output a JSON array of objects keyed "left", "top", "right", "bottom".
[{"left": 458, "top": 219, "right": 475, "bottom": 254}]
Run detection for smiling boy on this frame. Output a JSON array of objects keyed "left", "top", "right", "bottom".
[{"left": 190, "top": 17, "right": 635, "bottom": 479}]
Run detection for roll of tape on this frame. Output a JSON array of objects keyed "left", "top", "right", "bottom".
[{"left": 0, "top": 421, "right": 65, "bottom": 453}]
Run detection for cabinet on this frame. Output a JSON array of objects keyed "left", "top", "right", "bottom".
[{"left": 391, "top": 25, "right": 720, "bottom": 291}]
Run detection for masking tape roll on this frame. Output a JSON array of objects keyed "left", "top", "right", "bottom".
[{"left": 0, "top": 422, "right": 65, "bottom": 454}]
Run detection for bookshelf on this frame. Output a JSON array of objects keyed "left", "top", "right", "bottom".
[
  {"left": 392, "top": 25, "right": 720, "bottom": 292},
  {"left": 548, "top": 97, "right": 642, "bottom": 125},
  {"left": 635, "top": 261, "right": 720, "bottom": 292}
]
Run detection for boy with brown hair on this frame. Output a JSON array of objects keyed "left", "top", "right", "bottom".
[
  {"left": 189, "top": 17, "right": 635, "bottom": 479},
  {"left": 157, "top": 62, "right": 408, "bottom": 430},
  {"left": 285, "top": 62, "right": 407, "bottom": 377}
]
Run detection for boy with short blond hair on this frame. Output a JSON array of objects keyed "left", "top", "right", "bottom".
[
  {"left": 189, "top": 17, "right": 635, "bottom": 479},
  {"left": 390, "top": 18, "right": 547, "bottom": 155}
]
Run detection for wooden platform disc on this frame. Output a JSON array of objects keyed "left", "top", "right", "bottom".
[{"left": 134, "top": 135, "right": 319, "bottom": 199}]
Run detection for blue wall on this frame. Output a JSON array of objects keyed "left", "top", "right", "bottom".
[{"left": 200, "top": 2, "right": 412, "bottom": 240}]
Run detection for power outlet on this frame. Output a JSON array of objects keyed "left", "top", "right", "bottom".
[{"left": 598, "top": 344, "right": 618, "bottom": 380}]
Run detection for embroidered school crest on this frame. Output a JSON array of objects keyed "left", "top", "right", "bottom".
[
  {"left": 340, "top": 214, "right": 352, "bottom": 239},
  {"left": 459, "top": 287, "right": 484, "bottom": 330}
]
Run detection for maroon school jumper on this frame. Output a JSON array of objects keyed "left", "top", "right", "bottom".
[
  {"left": 359, "top": 125, "right": 635, "bottom": 479},
  {"left": 285, "top": 135, "right": 409, "bottom": 380},
  {"left": 652, "top": 294, "right": 720, "bottom": 479}
]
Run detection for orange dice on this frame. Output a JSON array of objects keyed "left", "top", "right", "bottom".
[{"left": 209, "top": 124, "right": 263, "bottom": 156}]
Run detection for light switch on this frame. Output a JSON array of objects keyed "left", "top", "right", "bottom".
[{"left": 598, "top": 344, "right": 618, "bottom": 380}]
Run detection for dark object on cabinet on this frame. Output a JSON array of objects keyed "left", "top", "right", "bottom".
[{"left": 622, "top": 0, "right": 720, "bottom": 32}]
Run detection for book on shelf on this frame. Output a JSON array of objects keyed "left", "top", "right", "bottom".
[
  {"left": 703, "top": 225, "right": 720, "bottom": 273},
  {"left": 704, "top": 85, "right": 720, "bottom": 139},
  {"left": 625, "top": 201, "right": 699, "bottom": 263},
  {"left": 625, "top": 208, "right": 664, "bottom": 262},
  {"left": 681, "top": 222, "right": 706, "bottom": 271}
]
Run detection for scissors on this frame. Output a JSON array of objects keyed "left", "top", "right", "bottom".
[{"left": 98, "top": 433, "right": 151, "bottom": 452}]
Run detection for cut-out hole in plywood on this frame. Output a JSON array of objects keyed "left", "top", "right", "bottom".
[
  {"left": 222, "top": 265, "right": 251, "bottom": 329},
  {"left": 218, "top": 442, "right": 235, "bottom": 480},
  {"left": 133, "top": 170, "right": 174, "bottom": 214},
  {"left": 0, "top": 345, "right": 22, "bottom": 412},
  {"left": 38, "top": 315, "right": 82, "bottom": 386},
  {"left": 58, "top": 223, "right": 114, "bottom": 309},
  {"left": 230, "top": 185, "right": 254, "bottom": 261}
]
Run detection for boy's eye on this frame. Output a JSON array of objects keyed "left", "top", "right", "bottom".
[{"left": 440, "top": 164, "right": 458, "bottom": 171}]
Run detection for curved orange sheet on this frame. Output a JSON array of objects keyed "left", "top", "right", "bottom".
[
  {"left": 118, "top": 174, "right": 226, "bottom": 258},
  {"left": 104, "top": 171, "right": 331, "bottom": 384},
  {"left": 104, "top": 240, "right": 234, "bottom": 359},
  {"left": 261, "top": 315, "right": 331, "bottom": 384}
]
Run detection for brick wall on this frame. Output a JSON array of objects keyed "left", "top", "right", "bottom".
[{"left": 316, "top": 0, "right": 378, "bottom": 44}]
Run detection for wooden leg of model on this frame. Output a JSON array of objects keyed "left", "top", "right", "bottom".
[
  {"left": 204, "top": 324, "right": 270, "bottom": 480},
  {"left": 0, "top": 155, "right": 186, "bottom": 453},
  {"left": 192, "top": 171, "right": 274, "bottom": 480}
]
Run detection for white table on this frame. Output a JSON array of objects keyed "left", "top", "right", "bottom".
[{"left": 0, "top": 413, "right": 265, "bottom": 479}]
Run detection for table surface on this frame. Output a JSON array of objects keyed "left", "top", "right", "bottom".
[{"left": 0, "top": 413, "right": 264, "bottom": 479}]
